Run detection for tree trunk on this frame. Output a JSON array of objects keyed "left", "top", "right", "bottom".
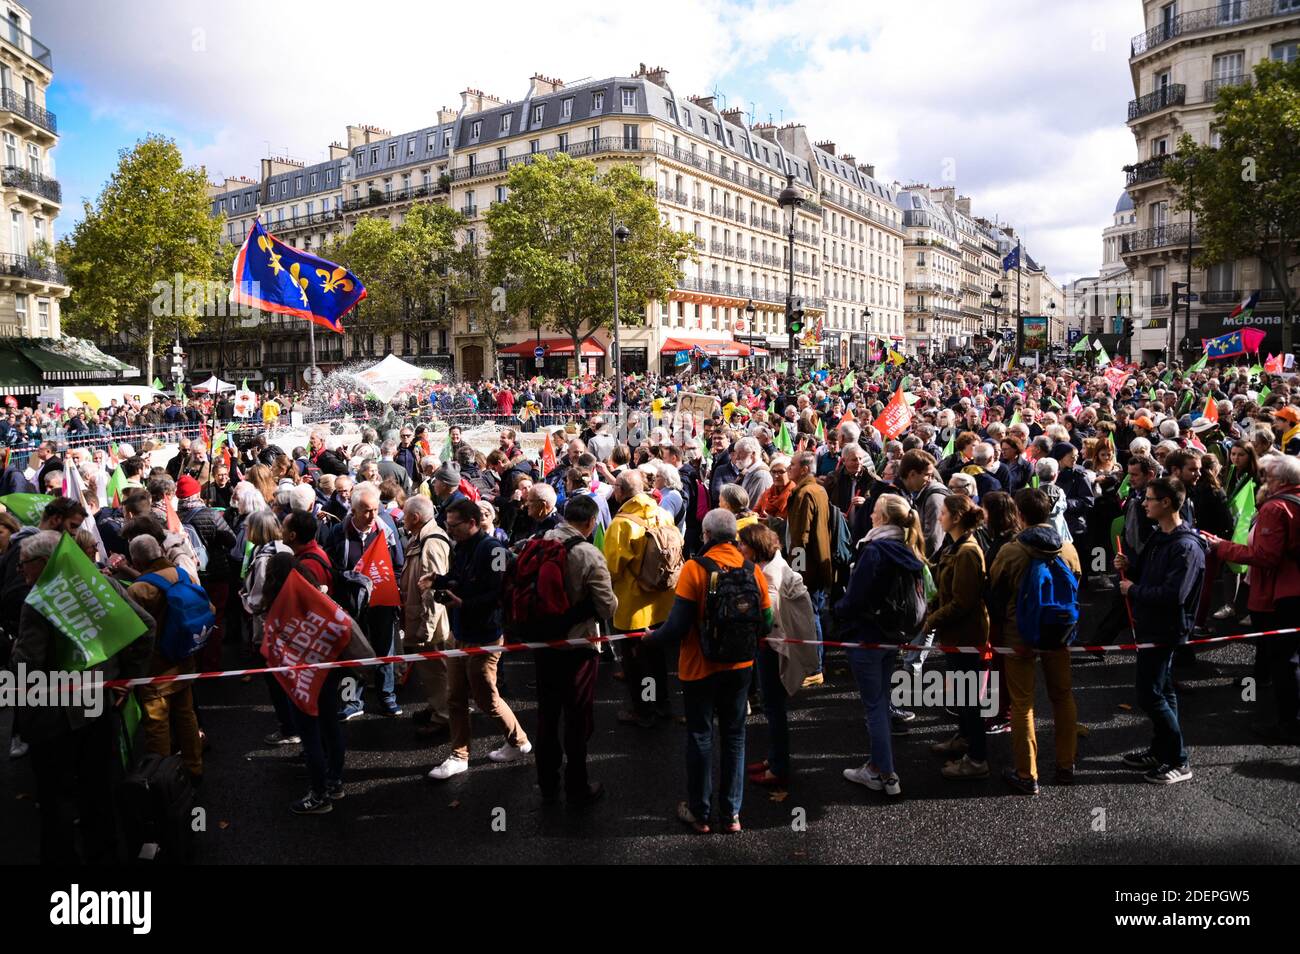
[
  {"left": 145, "top": 315, "right": 154, "bottom": 385},
  {"left": 572, "top": 331, "right": 582, "bottom": 379}
]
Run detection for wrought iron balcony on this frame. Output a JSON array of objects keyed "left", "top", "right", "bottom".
[
  {"left": 0, "top": 251, "right": 65, "bottom": 284},
  {"left": 1200, "top": 289, "right": 1241, "bottom": 304},
  {"left": 1, "top": 165, "right": 59, "bottom": 203},
  {"left": 1205, "top": 74, "right": 1252, "bottom": 101},
  {"left": 1125, "top": 155, "right": 1170, "bottom": 187},
  {"left": 1128, "top": 85, "right": 1186, "bottom": 121},
  {"left": 0, "top": 87, "right": 56, "bottom": 135},
  {"left": 1121, "top": 222, "right": 1200, "bottom": 253},
  {"left": 1151, "top": 293, "right": 1170, "bottom": 307},
  {"left": 461, "top": 205, "right": 477, "bottom": 217},
  {"left": 1131, "top": 0, "right": 1300, "bottom": 57}
]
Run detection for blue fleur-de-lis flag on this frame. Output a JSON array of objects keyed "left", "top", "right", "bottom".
[{"left": 230, "top": 219, "right": 365, "bottom": 333}]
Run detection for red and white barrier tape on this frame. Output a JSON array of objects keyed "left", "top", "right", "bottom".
[{"left": 100, "top": 626, "right": 1298, "bottom": 690}]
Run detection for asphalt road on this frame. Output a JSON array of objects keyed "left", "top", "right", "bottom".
[{"left": 3, "top": 588, "right": 1298, "bottom": 865}]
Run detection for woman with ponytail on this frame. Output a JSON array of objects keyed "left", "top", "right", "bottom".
[
  {"left": 926, "top": 495, "right": 992, "bottom": 780},
  {"left": 834, "top": 492, "right": 927, "bottom": 798}
]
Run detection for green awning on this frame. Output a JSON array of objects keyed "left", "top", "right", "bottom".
[
  {"left": 0, "top": 348, "right": 43, "bottom": 395},
  {"left": 15, "top": 338, "right": 137, "bottom": 380}
]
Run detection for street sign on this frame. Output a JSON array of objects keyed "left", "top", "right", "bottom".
[
  {"left": 534, "top": 356, "right": 545, "bottom": 368},
  {"left": 533, "top": 345, "right": 546, "bottom": 359},
  {"left": 303, "top": 365, "right": 323, "bottom": 386}
]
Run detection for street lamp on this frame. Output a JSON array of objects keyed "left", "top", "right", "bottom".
[
  {"left": 1048, "top": 299, "right": 1057, "bottom": 353},
  {"left": 778, "top": 174, "right": 804, "bottom": 377},
  {"left": 611, "top": 215, "right": 630, "bottom": 436},
  {"left": 991, "top": 284, "right": 1003, "bottom": 349},
  {"left": 743, "top": 298, "right": 756, "bottom": 364}
]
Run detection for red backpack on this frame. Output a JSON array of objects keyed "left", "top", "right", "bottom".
[
  {"left": 458, "top": 477, "right": 481, "bottom": 502},
  {"left": 504, "top": 536, "right": 592, "bottom": 639}
]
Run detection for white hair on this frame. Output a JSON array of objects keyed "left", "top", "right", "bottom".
[
  {"left": 653, "top": 460, "right": 681, "bottom": 491},
  {"left": 21, "top": 529, "right": 62, "bottom": 562},
  {"left": 702, "top": 507, "right": 738, "bottom": 540},
  {"left": 972, "top": 441, "right": 995, "bottom": 466},
  {"left": 838, "top": 421, "right": 861, "bottom": 444},
  {"left": 841, "top": 443, "right": 867, "bottom": 461},
  {"left": 234, "top": 482, "right": 267, "bottom": 515},
  {"left": 1035, "top": 457, "right": 1059, "bottom": 482},
  {"left": 528, "top": 482, "right": 557, "bottom": 508},
  {"left": 1128, "top": 437, "right": 1152, "bottom": 457},
  {"left": 404, "top": 495, "right": 435, "bottom": 520},
  {"left": 351, "top": 481, "right": 381, "bottom": 508},
  {"left": 948, "top": 472, "right": 977, "bottom": 497},
  {"left": 1266, "top": 454, "right": 1300, "bottom": 485},
  {"left": 289, "top": 483, "right": 317, "bottom": 512}
]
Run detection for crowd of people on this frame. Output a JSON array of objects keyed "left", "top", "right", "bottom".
[{"left": 3, "top": 349, "right": 1300, "bottom": 860}]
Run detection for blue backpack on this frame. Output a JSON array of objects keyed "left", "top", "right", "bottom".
[
  {"left": 829, "top": 505, "right": 855, "bottom": 575},
  {"left": 1015, "top": 555, "right": 1079, "bottom": 649},
  {"left": 138, "top": 572, "right": 217, "bottom": 662}
]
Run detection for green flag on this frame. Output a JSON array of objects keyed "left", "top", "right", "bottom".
[
  {"left": 1161, "top": 370, "right": 1173, "bottom": 385},
  {"left": 105, "top": 466, "right": 128, "bottom": 505},
  {"left": 838, "top": 370, "right": 856, "bottom": 392},
  {"left": 775, "top": 421, "right": 794, "bottom": 454},
  {"left": 871, "top": 362, "right": 886, "bottom": 380},
  {"left": 775, "top": 361, "right": 788, "bottom": 373},
  {"left": 1117, "top": 474, "right": 1130, "bottom": 499},
  {"left": 241, "top": 377, "right": 249, "bottom": 391},
  {"left": 0, "top": 493, "right": 54, "bottom": 526},
  {"left": 1094, "top": 343, "right": 1111, "bottom": 367},
  {"left": 799, "top": 382, "right": 813, "bottom": 394},
  {"left": 700, "top": 434, "right": 712, "bottom": 461},
  {"left": 767, "top": 400, "right": 776, "bottom": 416},
  {"left": 1071, "top": 335, "right": 1090, "bottom": 353},
  {"left": 1228, "top": 480, "right": 1256, "bottom": 575},
  {"left": 151, "top": 377, "right": 164, "bottom": 391},
  {"left": 240, "top": 539, "right": 256, "bottom": 580},
  {"left": 1248, "top": 364, "right": 1262, "bottom": 377},
  {"left": 942, "top": 434, "right": 956, "bottom": 458},
  {"left": 1187, "top": 353, "right": 1208, "bottom": 373},
  {"left": 26, "top": 533, "right": 147, "bottom": 672},
  {"left": 1109, "top": 514, "right": 1127, "bottom": 554},
  {"left": 1178, "top": 390, "right": 1194, "bottom": 413},
  {"left": 814, "top": 417, "right": 824, "bottom": 440},
  {"left": 422, "top": 368, "right": 443, "bottom": 382},
  {"left": 592, "top": 520, "right": 606, "bottom": 552},
  {"left": 1010, "top": 410, "right": 1022, "bottom": 426},
  {"left": 1146, "top": 387, "right": 1156, "bottom": 401},
  {"left": 1030, "top": 474, "right": 1039, "bottom": 489},
  {"left": 1259, "top": 385, "right": 1271, "bottom": 405}
]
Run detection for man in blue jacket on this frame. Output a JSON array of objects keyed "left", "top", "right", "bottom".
[
  {"left": 1117, "top": 476, "right": 1206, "bottom": 786},
  {"left": 427, "top": 497, "right": 531, "bottom": 780}
]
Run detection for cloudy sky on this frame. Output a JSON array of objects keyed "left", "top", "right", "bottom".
[{"left": 39, "top": 0, "right": 1143, "bottom": 282}]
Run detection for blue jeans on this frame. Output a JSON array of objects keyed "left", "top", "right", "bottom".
[
  {"left": 366, "top": 606, "right": 398, "bottom": 704},
  {"left": 847, "top": 647, "right": 896, "bottom": 774},
  {"left": 756, "top": 643, "right": 790, "bottom": 778},
  {"left": 1135, "top": 645, "right": 1186, "bottom": 767},
  {"left": 291, "top": 670, "right": 346, "bottom": 795},
  {"left": 682, "top": 668, "right": 752, "bottom": 821},
  {"left": 264, "top": 674, "right": 296, "bottom": 735},
  {"left": 809, "top": 589, "right": 828, "bottom": 671},
  {"left": 904, "top": 630, "right": 934, "bottom": 675}
]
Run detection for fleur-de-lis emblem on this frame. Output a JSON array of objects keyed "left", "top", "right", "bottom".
[
  {"left": 257, "top": 235, "right": 284, "bottom": 275},
  {"left": 288, "top": 262, "right": 310, "bottom": 305},
  {"left": 316, "top": 266, "right": 354, "bottom": 295}
]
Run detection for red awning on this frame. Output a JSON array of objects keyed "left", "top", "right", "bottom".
[
  {"left": 660, "top": 337, "right": 768, "bottom": 357},
  {"left": 498, "top": 338, "right": 606, "bottom": 356}
]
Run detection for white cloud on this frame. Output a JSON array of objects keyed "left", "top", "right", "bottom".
[{"left": 40, "top": 0, "right": 1142, "bottom": 280}]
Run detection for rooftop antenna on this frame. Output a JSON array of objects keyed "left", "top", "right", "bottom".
[{"left": 748, "top": 100, "right": 756, "bottom": 124}]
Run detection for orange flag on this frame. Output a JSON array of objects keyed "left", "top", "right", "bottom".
[
  {"left": 541, "top": 432, "right": 557, "bottom": 478},
  {"left": 838, "top": 408, "right": 856, "bottom": 429},
  {"left": 261, "top": 571, "right": 355, "bottom": 715},
  {"left": 1264, "top": 353, "right": 1283, "bottom": 374},
  {"left": 354, "top": 530, "right": 399, "bottom": 607},
  {"left": 872, "top": 385, "right": 913, "bottom": 441},
  {"left": 1202, "top": 395, "right": 1218, "bottom": 425}
]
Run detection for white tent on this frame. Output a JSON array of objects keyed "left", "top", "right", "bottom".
[
  {"left": 191, "top": 375, "right": 237, "bottom": 394},
  {"left": 355, "top": 354, "right": 426, "bottom": 401}
]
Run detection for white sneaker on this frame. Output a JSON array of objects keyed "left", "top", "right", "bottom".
[
  {"left": 843, "top": 763, "right": 902, "bottom": 796},
  {"left": 427, "top": 757, "right": 469, "bottom": 780},
  {"left": 488, "top": 741, "right": 533, "bottom": 763},
  {"left": 8, "top": 735, "right": 28, "bottom": 759}
]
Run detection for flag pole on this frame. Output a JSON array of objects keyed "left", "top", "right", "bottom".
[{"left": 1015, "top": 238, "right": 1022, "bottom": 363}]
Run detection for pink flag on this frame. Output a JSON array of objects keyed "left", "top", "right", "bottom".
[{"left": 1240, "top": 328, "right": 1266, "bottom": 354}]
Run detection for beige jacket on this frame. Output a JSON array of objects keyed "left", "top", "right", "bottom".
[
  {"left": 401, "top": 518, "right": 451, "bottom": 648},
  {"left": 760, "top": 550, "right": 821, "bottom": 696}
]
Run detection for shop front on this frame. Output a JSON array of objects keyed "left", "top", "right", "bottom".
[
  {"left": 497, "top": 337, "right": 607, "bottom": 379},
  {"left": 658, "top": 336, "right": 768, "bottom": 375}
]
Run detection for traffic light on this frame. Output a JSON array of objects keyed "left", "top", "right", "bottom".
[
  {"left": 171, "top": 341, "right": 185, "bottom": 382},
  {"left": 1170, "top": 281, "right": 1185, "bottom": 313},
  {"left": 788, "top": 298, "right": 805, "bottom": 336}
]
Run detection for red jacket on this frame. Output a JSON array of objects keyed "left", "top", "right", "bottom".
[
  {"left": 1214, "top": 483, "right": 1300, "bottom": 611},
  {"left": 496, "top": 390, "right": 515, "bottom": 415}
]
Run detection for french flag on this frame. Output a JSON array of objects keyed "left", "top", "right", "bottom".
[{"left": 1228, "top": 290, "right": 1259, "bottom": 321}]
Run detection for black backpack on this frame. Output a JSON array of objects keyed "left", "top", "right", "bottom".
[
  {"left": 696, "top": 552, "right": 766, "bottom": 663},
  {"left": 116, "top": 725, "right": 195, "bottom": 865},
  {"left": 298, "top": 550, "right": 372, "bottom": 620},
  {"left": 864, "top": 560, "right": 927, "bottom": 643}
]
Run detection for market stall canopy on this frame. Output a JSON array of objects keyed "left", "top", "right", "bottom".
[
  {"left": 38, "top": 385, "right": 168, "bottom": 411},
  {"left": 498, "top": 338, "right": 606, "bottom": 356},
  {"left": 192, "top": 376, "right": 237, "bottom": 393},
  {"left": 660, "top": 337, "right": 768, "bottom": 357},
  {"left": 355, "top": 354, "right": 428, "bottom": 401}
]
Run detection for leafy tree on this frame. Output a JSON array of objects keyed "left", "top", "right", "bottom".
[
  {"left": 484, "top": 153, "right": 694, "bottom": 376},
  {"left": 320, "top": 202, "right": 466, "bottom": 336},
  {"left": 57, "top": 135, "right": 222, "bottom": 380},
  {"left": 1166, "top": 58, "right": 1300, "bottom": 355}
]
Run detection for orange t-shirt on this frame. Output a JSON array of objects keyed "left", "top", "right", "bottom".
[{"left": 674, "top": 542, "right": 771, "bottom": 682}]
